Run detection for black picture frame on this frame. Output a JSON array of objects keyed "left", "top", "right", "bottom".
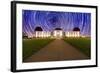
[{"left": 11, "top": 1, "right": 98, "bottom": 72}]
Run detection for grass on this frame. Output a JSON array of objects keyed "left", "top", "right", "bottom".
[
  {"left": 63, "top": 37, "right": 91, "bottom": 57},
  {"left": 23, "top": 38, "right": 54, "bottom": 60}
]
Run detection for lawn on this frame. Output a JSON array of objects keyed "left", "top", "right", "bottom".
[
  {"left": 63, "top": 37, "right": 91, "bottom": 57},
  {"left": 23, "top": 38, "right": 54, "bottom": 61}
]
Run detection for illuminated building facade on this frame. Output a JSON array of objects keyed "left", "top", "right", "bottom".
[{"left": 27, "top": 27, "right": 80, "bottom": 38}]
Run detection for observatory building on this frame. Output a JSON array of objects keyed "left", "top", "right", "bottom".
[{"left": 25, "top": 27, "right": 80, "bottom": 38}]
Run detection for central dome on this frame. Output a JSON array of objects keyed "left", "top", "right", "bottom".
[
  {"left": 55, "top": 28, "right": 62, "bottom": 30},
  {"left": 35, "top": 27, "right": 43, "bottom": 31}
]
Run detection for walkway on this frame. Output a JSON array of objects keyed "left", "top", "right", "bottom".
[{"left": 24, "top": 39, "right": 89, "bottom": 62}]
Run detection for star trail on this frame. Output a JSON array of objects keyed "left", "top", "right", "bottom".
[{"left": 22, "top": 10, "right": 91, "bottom": 36}]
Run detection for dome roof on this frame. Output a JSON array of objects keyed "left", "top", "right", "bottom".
[
  {"left": 73, "top": 27, "right": 80, "bottom": 31},
  {"left": 35, "top": 27, "right": 43, "bottom": 31},
  {"left": 55, "top": 28, "right": 62, "bottom": 30}
]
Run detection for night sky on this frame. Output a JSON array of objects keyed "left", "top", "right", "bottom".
[{"left": 22, "top": 10, "right": 91, "bottom": 36}]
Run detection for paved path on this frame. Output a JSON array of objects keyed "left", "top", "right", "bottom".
[{"left": 24, "top": 39, "right": 89, "bottom": 62}]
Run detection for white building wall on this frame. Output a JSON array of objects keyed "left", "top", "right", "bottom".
[
  {"left": 65, "top": 31, "right": 80, "bottom": 37},
  {"left": 34, "top": 31, "right": 80, "bottom": 38},
  {"left": 35, "top": 31, "right": 51, "bottom": 38},
  {"left": 53, "top": 30, "right": 63, "bottom": 38}
]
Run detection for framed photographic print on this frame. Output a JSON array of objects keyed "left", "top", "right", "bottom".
[{"left": 11, "top": 1, "right": 98, "bottom": 72}]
